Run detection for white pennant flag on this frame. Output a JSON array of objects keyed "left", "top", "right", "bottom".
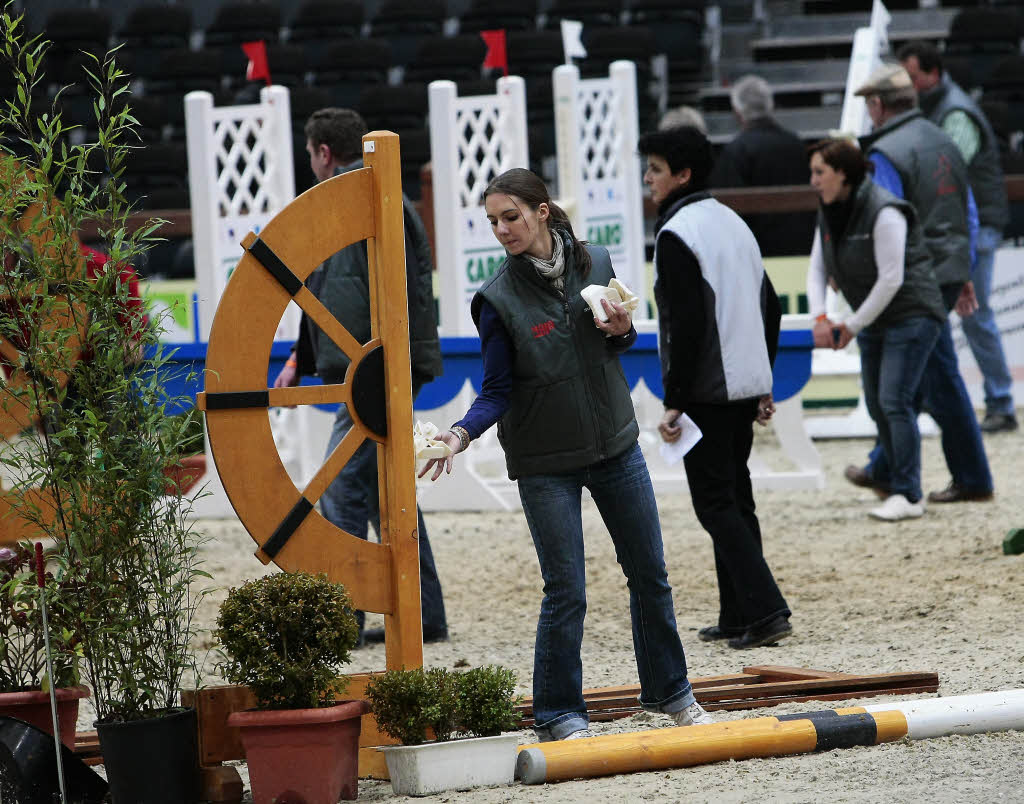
[{"left": 560, "top": 19, "right": 587, "bottom": 63}]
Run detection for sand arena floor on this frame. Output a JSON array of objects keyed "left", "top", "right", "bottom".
[{"left": 82, "top": 416, "right": 1024, "bottom": 803}]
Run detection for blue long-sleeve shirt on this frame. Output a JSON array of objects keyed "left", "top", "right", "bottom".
[
  {"left": 453, "top": 298, "right": 637, "bottom": 440},
  {"left": 868, "top": 151, "right": 978, "bottom": 270}
]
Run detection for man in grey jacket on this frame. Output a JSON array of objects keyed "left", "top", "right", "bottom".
[
  {"left": 274, "top": 107, "right": 448, "bottom": 645},
  {"left": 899, "top": 40, "right": 1016, "bottom": 433}
]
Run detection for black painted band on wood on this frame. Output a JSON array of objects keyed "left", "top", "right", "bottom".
[
  {"left": 351, "top": 345, "right": 388, "bottom": 439},
  {"left": 248, "top": 237, "right": 303, "bottom": 296},
  {"left": 778, "top": 710, "right": 878, "bottom": 751},
  {"left": 262, "top": 497, "right": 314, "bottom": 558},
  {"left": 204, "top": 390, "right": 270, "bottom": 410}
]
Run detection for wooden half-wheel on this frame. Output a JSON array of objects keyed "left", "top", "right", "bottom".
[
  {"left": 1, "top": 158, "right": 88, "bottom": 544},
  {"left": 197, "top": 132, "right": 424, "bottom": 670}
]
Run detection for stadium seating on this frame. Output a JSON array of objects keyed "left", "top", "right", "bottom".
[{"left": 16, "top": 0, "right": 1020, "bottom": 247}]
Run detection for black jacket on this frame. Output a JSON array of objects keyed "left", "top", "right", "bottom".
[{"left": 709, "top": 117, "right": 816, "bottom": 257}]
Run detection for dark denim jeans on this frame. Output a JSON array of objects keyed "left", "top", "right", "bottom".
[
  {"left": 857, "top": 316, "right": 942, "bottom": 503},
  {"left": 865, "top": 286, "right": 993, "bottom": 494},
  {"left": 517, "top": 442, "right": 695, "bottom": 740},
  {"left": 320, "top": 384, "right": 447, "bottom": 638},
  {"left": 683, "top": 401, "right": 790, "bottom": 635}
]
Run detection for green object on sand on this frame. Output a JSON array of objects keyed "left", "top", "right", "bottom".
[{"left": 1003, "top": 529, "right": 1024, "bottom": 556}]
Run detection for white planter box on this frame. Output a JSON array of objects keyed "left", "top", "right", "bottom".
[{"left": 381, "top": 733, "right": 520, "bottom": 796}]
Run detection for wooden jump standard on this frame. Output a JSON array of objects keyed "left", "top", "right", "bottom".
[
  {"left": 1, "top": 157, "right": 87, "bottom": 544},
  {"left": 192, "top": 130, "right": 423, "bottom": 795}
]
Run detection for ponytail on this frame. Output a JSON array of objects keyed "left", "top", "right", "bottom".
[{"left": 547, "top": 201, "right": 592, "bottom": 278}]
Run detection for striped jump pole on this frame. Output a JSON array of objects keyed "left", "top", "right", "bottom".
[{"left": 516, "top": 690, "right": 1024, "bottom": 785}]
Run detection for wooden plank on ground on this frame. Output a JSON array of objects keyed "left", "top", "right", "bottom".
[{"left": 514, "top": 669, "right": 939, "bottom": 724}]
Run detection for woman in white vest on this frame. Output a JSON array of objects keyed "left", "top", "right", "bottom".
[
  {"left": 638, "top": 126, "right": 792, "bottom": 651},
  {"left": 807, "top": 138, "right": 946, "bottom": 521}
]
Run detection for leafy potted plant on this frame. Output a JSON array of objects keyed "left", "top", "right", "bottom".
[
  {"left": 216, "top": 570, "right": 368, "bottom": 804},
  {"left": 1, "top": 9, "right": 209, "bottom": 803},
  {"left": 0, "top": 543, "right": 87, "bottom": 749},
  {"left": 366, "top": 664, "right": 523, "bottom": 796}
]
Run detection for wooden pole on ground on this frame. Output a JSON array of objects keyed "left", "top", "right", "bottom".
[
  {"left": 516, "top": 690, "right": 1024, "bottom": 785},
  {"left": 516, "top": 707, "right": 910, "bottom": 784}
]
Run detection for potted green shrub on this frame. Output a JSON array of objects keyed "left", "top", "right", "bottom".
[
  {"left": 216, "top": 570, "right": 368, "bottom": 804},
  {"left": 1, "top": 9, "right": 209, "bottom": 803},
  {"left": 0, "top": 543, "right": 87, "bottom": 749},
  {"left": 366, "top": 664, "right": 523, "bottom": 796}
]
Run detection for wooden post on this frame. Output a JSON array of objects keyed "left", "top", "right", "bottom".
[{"left": 362, "top": 131, "right": 423, "bottom": 671}]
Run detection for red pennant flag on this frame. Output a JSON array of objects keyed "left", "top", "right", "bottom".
[
  {"left": 242, "top": 40, "right": 272, "bottom": 86},
  {"left": 480, "top": 29, "right": 508, "bottom": 77}
]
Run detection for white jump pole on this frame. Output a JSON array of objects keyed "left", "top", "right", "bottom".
[{"left": 864, "top": 690, "right": 1024, "bottom": 739}]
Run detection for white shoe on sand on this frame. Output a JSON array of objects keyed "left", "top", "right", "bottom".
[
  {"left": 670, "top": 701, "right": 714, "bottom": 726},
  {"left": 869, "top": 494, "right": 925, "bottom": 521}
]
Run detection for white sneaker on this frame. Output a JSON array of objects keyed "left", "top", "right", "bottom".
[
  {"left": 670, "top": 701, "right": 714, "bottom": 726},
  {"left": 564, "top": 728, "right": 594, "bottom": 740},
  {"left": 869, "top": 494, "right": 925, "bottom": 521}
]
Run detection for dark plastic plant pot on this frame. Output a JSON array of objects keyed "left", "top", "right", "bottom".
[
  {"left": 95, "top": 707, "right": 200, "bottom": 804},
  {"left": 0, "top": 684, "right": 90, "bottom": 749},
  {"left": 229, "top": 700, "right": 370, "bottom": 804},
  {"left": 0, "top": 716, "right": 109, "bottom": 804}
]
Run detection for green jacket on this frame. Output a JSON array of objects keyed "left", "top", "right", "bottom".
[
  {"left": 919, "top": 73, "right": 1009, "bottom": 231},
  {"left": 471, "top": 235, "right": 639, "bottom": 479},
  {"left": 818, "top": 179, "right": 945, "bottom": 330}
]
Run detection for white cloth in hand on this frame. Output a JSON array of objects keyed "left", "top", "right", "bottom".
[
  {"left": 581, "top": 278, "right": 642, "bottom": 322},
  {"left": 413, "top": 420, "right": 453, "bottom": 460}
]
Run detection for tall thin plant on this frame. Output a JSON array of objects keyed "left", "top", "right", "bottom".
[{"left": 0, "top": 4, "right": 210, "bottom": 721}]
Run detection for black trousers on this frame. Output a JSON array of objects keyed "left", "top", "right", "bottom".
[{"left": 682, "top": 401, "right": 790, "bottom": 633}]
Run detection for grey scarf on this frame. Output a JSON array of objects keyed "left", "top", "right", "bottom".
[{"left": 523, "top": 229, "right": 566, "bottom": 291}]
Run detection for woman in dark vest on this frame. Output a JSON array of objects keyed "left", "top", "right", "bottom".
[
  {"left": 808, "top": 139, "right": 945, "bottom": 521},
  {"left": 419, "top": 167, "right": 712, "bottom": 741}
]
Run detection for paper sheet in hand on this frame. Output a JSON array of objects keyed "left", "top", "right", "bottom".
[
  {"left": 658, "top": 414, "right": 702, "bottom": 465},
  {"left": 413, "top": 420, "right": 453, "bottom": 460}
]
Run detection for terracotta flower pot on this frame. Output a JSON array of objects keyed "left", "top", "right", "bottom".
[
  {"left": 0, "top": 684, "right": 90, "bottom": 749},
  {"left": 228, "top": 699, "right": 370, "bottom": 804}
]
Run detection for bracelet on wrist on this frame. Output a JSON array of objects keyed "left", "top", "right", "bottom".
[
  {"left": 285, "top": 358, "right": 298, "bottom": 368},
  {"left": 815, "top": 314, "right": 829, "bottom": 323},
  {"left": 449, "top": 425, "right": 470, "bottom": 451}
]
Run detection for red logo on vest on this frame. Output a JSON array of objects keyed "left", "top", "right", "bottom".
[
  {"left": 532, "top": 319, "right": 555, "bottom": 338},
  {"left": 934, "top": 153, "right": 958, "bottom": 196}
]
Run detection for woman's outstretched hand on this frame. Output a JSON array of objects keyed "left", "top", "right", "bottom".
[{"left": 418, "top": 430, "right": 464, "bottom": 481}]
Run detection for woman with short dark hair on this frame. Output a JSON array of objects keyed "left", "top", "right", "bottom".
[
  {"left": 808, "top": 138, "right": 946, "bottom": 521},
  {"left": 639, "top": 125, "right": 792, "bottom": 651}
]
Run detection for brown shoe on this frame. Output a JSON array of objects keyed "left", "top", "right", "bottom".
[
  {"left": 843, "top": 465, "right": 888, "bottom": 498},
  {"left": 980, "top": 412, "right": 1018, "bottom": 433},
  {"left": 926, "top": 483, "right": 994, "bottom": 503},
  {"left": 844, "top": 464, "right": 874, "bottom": 487}
]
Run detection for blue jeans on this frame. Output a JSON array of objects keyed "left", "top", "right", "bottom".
[
  {"left": 866, "top": 317, "right": 993, "bottom": 494},
  {"left": 858, "top": 316, "right": 942, "bottom": 503},
  {"left": 320, "top": 384, "right": 447, "bottom": 638},
  {"left": 961, "top": 225, "right": 1014, "bottom": 416},
  {"left": 517, "top": 442, "right": 695, "bottom": 740}
]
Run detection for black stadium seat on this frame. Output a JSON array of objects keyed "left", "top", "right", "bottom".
[{"left": 404, "top": 34, "right": 487, "bottom": 83}]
